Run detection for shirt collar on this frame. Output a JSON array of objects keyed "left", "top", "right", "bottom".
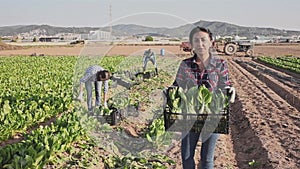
[{"left": 191, "top": 53, "right": 218, "bottom": 69}]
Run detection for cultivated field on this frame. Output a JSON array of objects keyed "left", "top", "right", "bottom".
[
  {"left": 1, "top": 43, "right": 300, "bottom": 57},
  {"left": 0, "top": 42, "right": 299, "bottom": 169}
]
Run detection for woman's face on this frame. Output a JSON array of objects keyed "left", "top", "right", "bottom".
[{"left": 192, "top": 31, "right": 212, "bottom": 57}]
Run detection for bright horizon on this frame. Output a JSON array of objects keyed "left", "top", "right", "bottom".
[{"left": 1, "top": 0, "right": 300, "bottom": 31}]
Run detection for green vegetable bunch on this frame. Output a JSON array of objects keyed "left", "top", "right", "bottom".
[
  {"left": 167, "top": 86, "right": 187, "bottom": 113},
  {"left": 96, "top": 106, "right": 113, "bottom": 116},
  {"left": 167, "top": 85, "right": 227, "bottom": 114}
]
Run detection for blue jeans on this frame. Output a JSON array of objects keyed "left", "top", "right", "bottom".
[
  {"left": 85, "top": 81, "right": 102, "bottom": 111},
  {"left": 181, "top": 132, "right": 219, "bottom": 169}
]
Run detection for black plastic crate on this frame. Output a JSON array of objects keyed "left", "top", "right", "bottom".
[
  {"left": 103, "top": 108, "right": 119, "bottom": 125},
  {"left": 163, "top": 87, "right": 230, "bottom": 134},
  {"left": 163, "top": 106, "right": 229, "bottom": 134},
  {"left": 135, "top": 70, "right": 157, "bottom": 79},
  {"left": 111, "top": 76, "right": 135, "bottom": 89},
  {"left": 93, "top": 107, "right": 121, "bottom": 125}
]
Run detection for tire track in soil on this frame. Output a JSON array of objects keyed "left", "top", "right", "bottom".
[{"left": 227, "top": 58, "right": 299, "bottom": 169}]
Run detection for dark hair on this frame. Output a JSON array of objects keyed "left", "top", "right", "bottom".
[
  {"left": 97, "top": 70, "right": 110, "bottom": 80},
  {"left": 189, "top": 26, "right": 213, "bottom": 45}
]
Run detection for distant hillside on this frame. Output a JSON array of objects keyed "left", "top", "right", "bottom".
[
  {"left": 189, "top": 20, "right": 300, "bottom": 38},
  {"left": 101, "top": 24, "right": 173, "bottom": 37},
  {"left": 1, "top": 20, "right": 300, "bottom": 38},
  {"left": 0, "top": 25, "right": 98, "bottom": 36}
]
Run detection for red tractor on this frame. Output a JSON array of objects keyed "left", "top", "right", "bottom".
[{"left": 180, "top": 41, "right": 192, "bottom": 52}]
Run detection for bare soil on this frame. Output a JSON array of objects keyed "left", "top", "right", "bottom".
[
  {"left": 0, "top": 41, "right": 23, "bottom": 50},
  {"left": 1, "top": 43, "right": 299, "bottom": 168},
  {"left": 253, "top": 44, "right": 300, "bottom": 57},
  {"left": 1, "top": 42, "right": 300, "bottom": 57},
  {"left": 225, "top": 58, "right": 300, "bottom": 169}
]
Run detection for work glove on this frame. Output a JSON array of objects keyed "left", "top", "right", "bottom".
[{"left": 225, "top": 86, "right": 236, "bottom": 103}]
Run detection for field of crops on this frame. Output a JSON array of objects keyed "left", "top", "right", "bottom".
[
  {"left": 0, "top": 55, "right": 183, "bottom": 168},
  {"left": 1, "top": 54, "right": 299, "bottom": 169},
  {"left": 258, "top": 56, "right": 300, "bottom": 73}
]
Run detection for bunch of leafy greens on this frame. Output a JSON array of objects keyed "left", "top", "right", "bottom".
[{"left": 167, "top": 85, "right": 227, "bottom": 114}]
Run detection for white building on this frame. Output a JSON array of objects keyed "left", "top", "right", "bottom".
[{"left": 81, "top": 30, "right": 111, "bottom": 41}]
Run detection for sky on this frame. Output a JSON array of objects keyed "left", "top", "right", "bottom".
[{"left": 1, "top": 0, "right": 300, "bottom": 31}]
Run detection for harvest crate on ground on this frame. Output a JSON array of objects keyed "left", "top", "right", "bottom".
[{"left": 91, "top": 106, "right": 122, "bottom": 125}]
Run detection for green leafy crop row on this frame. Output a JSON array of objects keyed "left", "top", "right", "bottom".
[
  {"left": 0, "top": 56, "right": 76, "bottom": 142},
  {"left": 258, "top": 56, "right": 300, "bottom": 73}
]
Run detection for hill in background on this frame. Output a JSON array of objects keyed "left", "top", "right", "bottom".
[{"left": 1, "top": 20, "right": 299, "bottom": 38}]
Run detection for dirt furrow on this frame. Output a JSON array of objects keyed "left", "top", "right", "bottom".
[
  {"left": 227, "top": 58, "right": 299, "bottom": 168},
  {"left": 233, "top": 59, "right": 300, "bottom": 167},
  {"left": 233, "top": 58, "right": 300, "bottom": 131},
  {"left": 235, "top": 58, "right": 300, "bottom": 112}
]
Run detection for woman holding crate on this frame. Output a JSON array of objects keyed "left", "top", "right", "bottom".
[{"left": 173, "top": 26, "right": 236, "bottom": 169}]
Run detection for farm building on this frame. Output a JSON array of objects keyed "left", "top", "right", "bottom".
[
  {"left": 80, "top": 30, "right": 111, "bottom": 41},
  {"left": 39, "top": 36, "right": 60, "bottom": 42}
]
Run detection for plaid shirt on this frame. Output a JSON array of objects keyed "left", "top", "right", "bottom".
[{"left": 173, "top": 54, "right": 231, "bottom": 92}]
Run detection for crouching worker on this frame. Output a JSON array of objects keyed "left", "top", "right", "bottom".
[
  {"left": 143, "top": 48, "right": 158, "bottom": 75},
  {"left": 77, "top": 65, "right": 111, "bottom": 113}
]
